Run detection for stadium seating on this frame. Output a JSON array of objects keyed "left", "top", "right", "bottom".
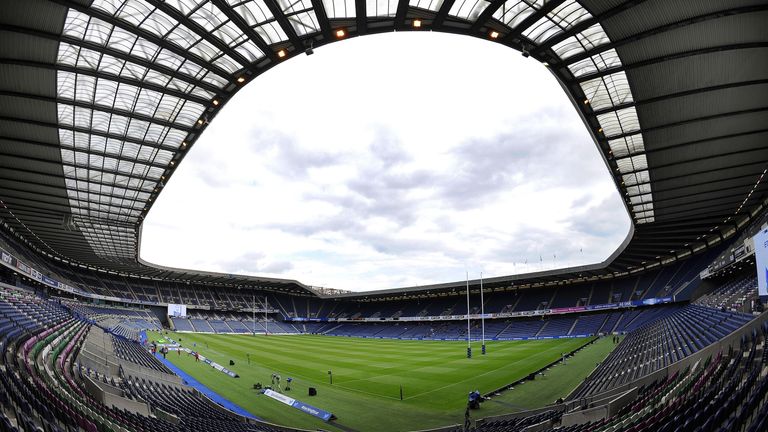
[
  {"left": 112, "top": 335, "right": 173, "bottom": 374},
  {"left": 573, "top": 304, "right": 754, "bottom": 398},
  {"left": 0, "top": 284, "right": 283, "bottom": 432},
  {"left": 696, "top": 273, "right": 758, "bottom": 312}
]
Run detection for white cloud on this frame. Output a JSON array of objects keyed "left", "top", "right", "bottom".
[{"left": 140, "top": 32, "right": 631, "bottom": 291}]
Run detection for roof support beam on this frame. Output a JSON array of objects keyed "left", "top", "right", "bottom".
[
  {"left": 355, "top": 0, "right": 368, "bottom": 34},
  {"left": 560, "top": 3, "right": 768, "bottom": 67},
  {"left": 591, "top": 77, "right": 768, "bottom": 117},
  {"left": 604, "top": 106, "right": 768, "bottom": 142},
  {"left": 576, "top": 43, "right": 768, "bottom": 84}
]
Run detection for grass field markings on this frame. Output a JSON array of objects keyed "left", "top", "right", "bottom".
[
  {"left": 400, "top": 340, "right": 588, "bottom": 401},
  {"left": 158, "top": 333, "right": 595, "bottom": 428}
]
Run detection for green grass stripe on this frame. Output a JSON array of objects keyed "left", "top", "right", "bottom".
[{"left": 147, "top": 331, "right": 612, "bottom": 432}]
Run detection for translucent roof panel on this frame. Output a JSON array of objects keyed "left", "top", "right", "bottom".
[
  {"left": 629, "top": 193, "right": 652, "bottom": 205},
  {"left": 596, "top": 106, "right": 640, "bottom": 138},
  {"left": 567, "top": 48, "right": 622, "bottom": 78},
  {"left": 62, "top": 9, "right": 230, "bottom": 89},
  {"left": 367, "top": 0, "right": 398, "bottom": 17},
  {"left": 449, "top": 0, "right": 491, "bottom": 22},
  {"left": 287, "top": 11, "right": 321, "bottom": 36},
  {"left": 552, "top": 23, "right": 609, "bottom": 60},
  {"left": 522, "top": 0, "right": 591, "bottom": 43},
  {"left": 608, "top": 133, "right": 644, "bottom": 158},
  {"left": 492, "top": 0, "right": 544, "bottom": 30},
  {"left": 615, "top": 154, "right": 648, "bottom": 175},
  {"left": 324, "top": 0, "right": 357, "bottom": 18},
  {"left": 91, "top": 0, "right": 250, "bottom": 74},
  {"left": 622, "top": 170, "right": 650, "bottom": 187},
  {"left": 232, "top": 0, "right": 274, "bottom": 26},
  {"left": 626, "top": 184, "right": 652, "bottom": 196},
  {"left": 409, "top": 0, "right": 445, "bottom": 12},
  {"left": 580, "top": 71, "right": 633, "bottom": 111}
]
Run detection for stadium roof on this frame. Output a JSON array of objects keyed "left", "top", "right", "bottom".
[{"left": 1, "top": 0, "right": 767, "bottom": 294}]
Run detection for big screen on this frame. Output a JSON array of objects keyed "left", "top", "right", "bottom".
[
  {"left": 167, "top": 303, "right": 187, "bottom": 317},
  {"left": 754, "top": 228, "right": 768, "bottom": 298}
]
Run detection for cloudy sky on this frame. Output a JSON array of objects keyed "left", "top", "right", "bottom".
[{"left": 140, "top": 32, "right": 631, "bottom": 291}]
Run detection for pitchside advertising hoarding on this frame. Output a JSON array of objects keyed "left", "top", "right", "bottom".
[{"left": 754, "top": 228, "right": 768, "bottom": 298}]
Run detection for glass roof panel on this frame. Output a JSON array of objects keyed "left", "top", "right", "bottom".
[
  {"left": 596, "top": 106, "right": 639, "bottom": 138},
  {"left": 84, "top": 17, "right": 113, "bottom": 46},
  {"left": 189, "top": 2, "right": 227, "bottom": 31},
  {"left": 608, "top": 133, "right": 644, "bottom": 158},
  {"left": 215, "top": 21, "right": 246, "bottom": 46},
  {"left": 632, "top": 203, "right": 653, "bottom": 212},
  {"left": 626, "top": 184, "right": 652, "bottom": 196},
  {"left": 580, "top": 71, "right": 633, "bottom": 110},
  {"left": 165, "top": 0, "right": 204, "bottom": 16},
  {"left": 615, "top": 154, "right": 647, "bottom": 174},
  {"left": 449, "top": 0, "right": 491, "bottom": 21},
  {"left": 107, "top": 26, "right": 139, "bottom": 53},
  {"left": 234, "top": 0, "right": 274, "bottom": 27},
  {"left": 141, "top": 9, "right": 177, "bottom": 37},
  {"left": 279, "top": 0, "right": 314, "bottom": 14},
  {"left": 629, "top": 193, "right": 652, "bottom": 205},
  {"left": 322, "top": 0, "right": 356, "bottom": 17},
  {"left": 63, "top": 10, "right": 89, "bottom": 39},
  {"left": 288, "top": 11, "right": 320, "bottom": 36},
  {"left": 622, "top": 170, "right": 650, "bottom": 187},
  {"left": 567, "top": 48, "right": 621, "bottom": 78},
  {"left": 234, "top": 39, "right": 265, "bottom": 61},
  {"left": 188, "top": 39, "right": 220, "bottom": 62},
  {"left": 522, "top": 0, "right": 591, "bottom": 43},
  {"left": 552, "top": 23, "right": 608, "bottom": 60},
  {"left": 212, "top": 53, "right": 242, "bottom": 73},
  {"left": 409, "top": 0, "right": 443, "bottom": 12},
  {"left": 114, "top": 0, "right": 154, "bottom": 27},
  {"left": 492, "top": 0, "right": 543, "bottom": 30},
  {"left": 255, "top": 22, "right": 288, "bottom": 44},
  {"left": 367, "top": 0, "right": 398, "bottom": 17},
  {"left": 166, "top": 24, "right": 199, "bottom": 49}
]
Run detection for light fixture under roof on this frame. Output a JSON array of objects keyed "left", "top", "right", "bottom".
[
  {"left": 413, "top": 19, "right": 422, "bottom": 28},
  {"left": 277, "top": 49, "right": 287, "bottom": 58},
  {"left": 335, "top": 29, "right": 346, "bottom": 38},
  {"left": 237, "top": 76, "right": 246, "bottom": 84},
  {"left": 490, "top": 31, "right": 499, "bottom": 39}
]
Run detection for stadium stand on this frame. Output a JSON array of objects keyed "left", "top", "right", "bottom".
[
  {"left": 695, "top": 273, "right": 759, "bottom": 312},
  {"left": 572, "top": 304, "right": 754, "bottom": 398},
  {"left": 1, "top": 0, "right": 768, "bottom": 430}
]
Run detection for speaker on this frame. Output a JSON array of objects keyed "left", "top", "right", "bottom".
[
  {"left": 527, "top": 373, "right": 536, "bottom": 381},
  {"left": 308, "top": 387, "right": 317, "bottom": 396}
]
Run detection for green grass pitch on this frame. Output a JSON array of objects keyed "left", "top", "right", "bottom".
[{"left": 146, "top": 332, "right": 611, "bottom": 432}]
